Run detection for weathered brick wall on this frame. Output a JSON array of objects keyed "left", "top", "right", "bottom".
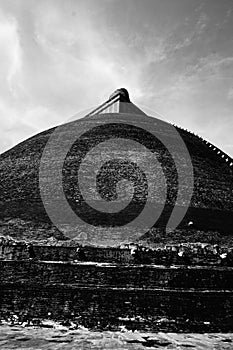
[
  {"left": 1, "top": 242, "right": 233, "bottom": 266},
  {"left": 0, "top": 261, "right": 233, "bottom": 331},
  {"left": 1, "top": 286, "right": 233, "bottom": 331},
  {"left": 0, "top": 244, "right": 134, "bottom": 263},
  {"left": 0, "top": 261, "right": 233, "bottom": 289}
]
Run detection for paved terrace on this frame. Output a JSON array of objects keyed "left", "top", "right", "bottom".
[{"left": 0, "top": 325, "right": 233, "bottom": 349}]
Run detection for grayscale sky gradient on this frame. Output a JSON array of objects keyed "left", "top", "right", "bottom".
[{"left": 0, "top": 0, "right": 232, "bottom": 156}]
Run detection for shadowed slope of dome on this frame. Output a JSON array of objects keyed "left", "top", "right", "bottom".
[{"left": 0, "top": 89, "right": 232, "bottom": 244}]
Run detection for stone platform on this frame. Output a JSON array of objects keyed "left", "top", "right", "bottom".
[{"left": 0, "top": 325, "right": 233, "bottom": 349}]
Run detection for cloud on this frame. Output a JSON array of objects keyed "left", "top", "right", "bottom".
[
  {"left": 0, "top": 0, "right": 232, "bottom": 158},
  {"left": 0, "top": 1, "right": 143, "bottom": 151},
  {"left": 228, "top": 88, "right": 233, "bottom": 100},
  {"left": 139, "top": 50, "right": 233, "bottom": 155},
  {"left": 171, "top": 12, "right": 208, "bottom": 51},
  {"left": 0, "top": 9, "right": 21, "bottom": 96}
]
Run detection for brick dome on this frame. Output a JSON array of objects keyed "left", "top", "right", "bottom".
[{"left": 0, "top": 89, "right": 232, "bottom": 244}]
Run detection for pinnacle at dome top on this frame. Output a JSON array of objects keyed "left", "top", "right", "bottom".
[
  {"left": 87, "top": 88, "right": 146, "bottom": 116},
  {"left": 109, "top": 88, "right": 131, "bottom": 102}
]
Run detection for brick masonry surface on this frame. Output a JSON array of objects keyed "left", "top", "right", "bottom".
[{"left": 0, "top": 261, "right": 233, "bottom": 332}]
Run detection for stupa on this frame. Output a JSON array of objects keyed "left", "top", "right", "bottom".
[
  {"left": 0, "top": 88, "right": 232, "bottom": 244},
  {"left": 0, "top": 89, "right": 233, "bottom": 331}
]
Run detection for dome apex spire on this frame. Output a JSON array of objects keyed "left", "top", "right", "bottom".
[{"left": 109, "top": 88, "right": 130, "bottom": 102}]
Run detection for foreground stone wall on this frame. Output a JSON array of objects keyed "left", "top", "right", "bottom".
[
  {"left": 1, "top": 260, "right": 233, "bottom": 290},
  {"left": 1, "top": 238, "right": 233, "bottom": 266},
  {"left": 0, "top": 261, "right": 233, "bottom": 331}
]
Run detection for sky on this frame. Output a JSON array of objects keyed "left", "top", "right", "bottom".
[{"left": 0, "top": 0, "right": 232, "bottom": 156}]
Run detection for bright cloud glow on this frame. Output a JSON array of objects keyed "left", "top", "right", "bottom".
[{"left": 0, "top": 0, "right": 232, "bottom": 156}]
